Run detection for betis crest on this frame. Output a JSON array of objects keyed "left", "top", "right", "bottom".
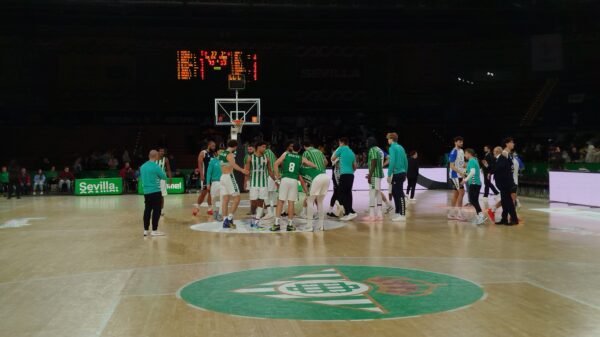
[{"left": 178, "top": 265, "right": 484, "bottom": 320}]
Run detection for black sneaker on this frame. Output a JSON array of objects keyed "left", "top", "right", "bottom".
[
  {"left": 286, "top": 224, "right": 296, "bottom": 231},
  {"left": 327, "top": 212, "right": 337, "bottom": 217},
  {"left": 270, "top": 224, "right": 281, "bottom": 232}
]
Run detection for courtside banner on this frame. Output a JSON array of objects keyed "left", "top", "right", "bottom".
[
  {"left": 75, "top": 178, "right": 123, "bottom": 196},
  {"left": 138, "top": 177, "right": 185, "bottom": 195}
]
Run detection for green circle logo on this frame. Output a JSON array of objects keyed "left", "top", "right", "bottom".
[{"left": 178, "top": 265, "right": 484, "bottom": 320}]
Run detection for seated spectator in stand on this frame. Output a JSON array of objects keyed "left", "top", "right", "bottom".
[
  {"left": 548, "top": 146, "right": 565, "bottom": 170},
  {"left": 33, "top": 169, "right": 46, "bottom": 195},
  {"left": 0, "top": 166, "right": 8, "bottom": 196},
  {"left": 46, "top": 166, "right": 58, "bottom": 186},
  {"left": 73, "top": 157, "right": 83, "bottom": 174},
  {"left": 19, "top": 168, "right": 32, "bottom": 195},
  {"left": 585, "top": 143, "right": 596, "bottom": 163},
  {"left": 120, "top": 162, "right": 137, "bottom": 193},
  {"left": 108, "top": 156, "right": 119, "bottom": 170},
  {"left": 189, "top": 168, "right": 201, "bottom": 190},
  {"left": 122, "top": 150, "right": 131, "bottom": 164},
  {"left": 58, "top": 167, "right": 75, "bottom": 192}
]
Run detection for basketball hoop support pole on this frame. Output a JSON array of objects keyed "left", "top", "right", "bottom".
[{"left": 230, "top": 90, "right": 240, "bottom": 140}]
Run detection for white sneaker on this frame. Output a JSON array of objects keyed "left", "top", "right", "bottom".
[
  {"left": 346, "top": 213, "right": 357, "bottom": 221},
  {"left": 143, "top": 230, "right": 149, "bottom": 236},
  {"left": 299, "top": 210, "right": 307, "bottom": 219},
  {"left": 392, "top": 215, "right": 406, "bottom": 222},
  {"left": 318, "top": 223, "right": 324, "bottom": 231},
  {"left": 262, "top": 213, "right": 274, "bottom": 220},
  {"left": 151, "top": 231, "right": 166, "bottom": 236},
  {"left": 40, "top": 191, "right": 44, "bottom": 195}
]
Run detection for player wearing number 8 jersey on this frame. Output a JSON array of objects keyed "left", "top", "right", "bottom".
[
  {"left": 271, "top": 142, "right": 316, "bottom": 232},
  {"left": 244, "top": 141, "right": 275, "bottom": 228}
]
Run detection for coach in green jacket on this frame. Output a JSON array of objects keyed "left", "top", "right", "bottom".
[
  {"left": 386, "top": 132, "right": 408, "bottom": 222},
  {"left": 140, "top": 150, "right": 167, "bottom": 237}
]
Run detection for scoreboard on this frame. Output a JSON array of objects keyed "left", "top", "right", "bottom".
[{"left": 177, "top": 50, "right": 258, "bottom": 81}]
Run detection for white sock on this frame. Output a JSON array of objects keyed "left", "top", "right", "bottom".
[
  {"left": 369, "top": 207, "right": 375, "bottom": 217},
  {"left": 228, "top": 214, "right": 233, "bottom": 220},
  {"left": 256, "top": 207, "right": 263, "bottom": 219}
]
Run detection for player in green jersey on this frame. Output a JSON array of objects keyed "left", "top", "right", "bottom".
[
  {"left": 299, "top": 165, "right": 331, "bottom": 231},
  {"left": 299, "top": 140, "right": 329, "bottom": 219},
  {"left": 271, "top": 142, "right": 316, "bottom": 232},
  {"left": 364, "top": 137, "right": 384, "bottom": 221},
  {"left": 219, "top": 139, "right": 250, "bottom": 229},
  {"left": 460, "top": 148, "right": 487, "bottom": 225},
  {"left": 263, "top": 144, "right": 278, "bottom": 219},
  {"left": 244, "top": 141, "right": 275, "bottom": 229}
]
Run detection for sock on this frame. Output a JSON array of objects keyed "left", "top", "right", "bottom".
[
  {"left": 275, "top": 217, "right": 280, "bottom": 225},
  {"left": 377, "top": 204, "right": 383, "bottom": 216},
  {"left": 301, "top": 207, "right": 306, "bottom": 215},
  {"left": 256, "top": 207, "right": 263, "bottom": 219},
  {"left": 369, "top": 207, "right": 374, "bottom": 217},
  {"left": 228, "top": 214, "right": 233, "bottom": 220}
]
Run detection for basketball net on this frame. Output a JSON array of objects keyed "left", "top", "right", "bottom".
[{"left": 231, "top": 119, "right": 244, "bottom": 140}]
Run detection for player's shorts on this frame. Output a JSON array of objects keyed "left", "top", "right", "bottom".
[
  {"left": 511, "top": 184, "right": 518, "bottom": 194},
  {"left": 369, "top": 177, "right": 382, "bottom": 191},
  {"left": 220, "top": 174, "right": 240, "bottom": 197},
  {"left": 451, "top": 178, "right": 464, "bottom": 190},
  {"left": 278, "top": 177, "right": 298, "bottom": 202},
  {"left": 160, "top": 180, "right": 168, "bottom": 197},
  {"left": 210, "top": 182, "right": 221, "bottom": 200},
  {"left": 309, "top": 174, "right": 330, "bottom": 196},
  {"left": 249, "top": 186, "right": 269, "bottom": 201},
  {"left": 268, "top": 176, "right": 277, "bottom": 192}
]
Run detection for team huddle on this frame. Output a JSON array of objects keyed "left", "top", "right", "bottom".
[{"left": 192, "top": 132, "right": 412, "bottom": 232}]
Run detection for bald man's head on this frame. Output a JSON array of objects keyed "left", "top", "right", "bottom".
[
  {"left": 493, "top": 146, "right": 502, "bottom": 156},
  {"left": 149, "top": 150, "right": 159, "bottom": 161}
]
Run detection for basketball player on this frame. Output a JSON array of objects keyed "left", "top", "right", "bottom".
[
  {"left": 460, "top": 148, "right": 487, "bottom": 225},
  {"left": 364, "top": 137, "right": 384, "bottom": 221},
  {"left": 193, "top": 140, "right": 216, "bottom": 216},
  {"left": 300, "top": 140, "right": 328, "bottom": 219},
  {"left": 271, "top": 142, "right": 316, "bottom": 232},
  {"left": 243, "top": 144, "right": 255, "bottom": 195},
  {"left": 448, "top": 137, "right": 466, "bottom": 220},
  {"left": 299, "top": 164, "right": 331, "bottom": 231},
  {"left": 244, "top": 141, "right": 275, "bottom": 228},
  {"left": 263, "top": 143, "right": 278, "bottom": 220},
  {"left": 219, "top": 140, "right": 250, "bottom": 229},
  {"left": 206, "top": 148, "right": 223, "bottom": 221},
  {"left": 157, "top": 147, "right": 173, "bottom": 215}
]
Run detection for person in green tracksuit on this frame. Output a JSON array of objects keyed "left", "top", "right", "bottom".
[
  {"left": 386, "top": 132, "right": 408, "bottom": 222},
  {"left": 460, "top": 148, "right": 487, "bottom": 225},
  {"left": 271, "top": 142, "right": 316, "bottom": 232}
]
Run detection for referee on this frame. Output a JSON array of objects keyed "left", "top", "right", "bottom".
[{"left": 140, "top": 150, "right": 168, "bottom": 237}]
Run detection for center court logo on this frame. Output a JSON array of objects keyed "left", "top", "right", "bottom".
[{"left": 178, "top": 265, "right": 485, "bottom": 320}]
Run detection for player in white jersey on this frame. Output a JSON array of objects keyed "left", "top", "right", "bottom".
[
  {"left": 157, "top": 147, "right": 173, "bottom": 215},
  {"left": 263, "top": 144, "right": 278, "bottom": 219},
  {"left": 244, "top": 141, "right": 275, "bottom": 228},
  {"left": 448, "top": 137, "right": 466, "bottom": 220}
]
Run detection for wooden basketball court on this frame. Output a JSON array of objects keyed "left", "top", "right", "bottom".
[{"left": 1, "top": 191, "right": 600, "bottom": 337}]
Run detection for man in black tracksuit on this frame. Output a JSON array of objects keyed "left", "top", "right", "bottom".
[
  {"left": 494, "top": 138, "right": 519, "bottom": 226},
  {"left": 481, "top": 145, "right": 499, "bottom": 198}
]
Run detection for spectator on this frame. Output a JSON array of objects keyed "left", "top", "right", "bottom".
[
  {"left": 108, "top": 156, "right": 119, "bottom": 170},
  {"left": 189, "top": 168, "right": 201, "bottom": 190},
  {"left": 585, "top": 143, "right": 596, "bottom": 163},
  {"left": 122, "top": 150, "right": 131, "bottom": 164},
  {"left": 73, "top": 157, "right": 83, "bottom": 173},
  {"left": 46, "top": 166, "right": 58, "bottom": 186},
  {"left": 120, "top": 162, "right": 137, "bottom": 193},
  {"left": 40, "top": 157, "right": 52, "bottom": 171},
  {"left": 19, "top": 168, "right": 32, "bottom": 195},
  {"left": 548, "top": 146, "right": 565, "bottom": 171},
  {"left": 569, "top": 145, "right": 580, "bottom": 162},
  {"left": 58, "top": 167, "right": 75, "bottom": 192},
  {"left": 0, "top": 166, "right": 8, "bottom": 196},
  {"left": 33, "top": 169, "right": 46, "bottom": 195},
  {"left": 7, "top": 160, "right": 21, "bottom": 199}
]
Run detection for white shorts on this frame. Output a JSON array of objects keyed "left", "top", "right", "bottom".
[
  {"left": 309, "top": 174, "right": 330, "bottom": 196},
  {"left": 268, "top": 176, "right": 277, "bottom": 192},
  {"left": 160, "top": 180, "right": 168, "bottom": 197},
  {"left": 220, "top": 174, "right": 240, "bottom": 197},
  {"left": 250, "top": 186, "right": 269, "bottom": 201},
  {"left": 278, "top": 177, "right": 298, "bottom": 202},
  {"left": 210, "top": 182, "right": 221, "bottom": 200},
  {"left": 451, "top": 178, "right": 464, "bottom": 191},
  {"left": 369, "top": 177, "right": 381, "bottom": 191}
]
